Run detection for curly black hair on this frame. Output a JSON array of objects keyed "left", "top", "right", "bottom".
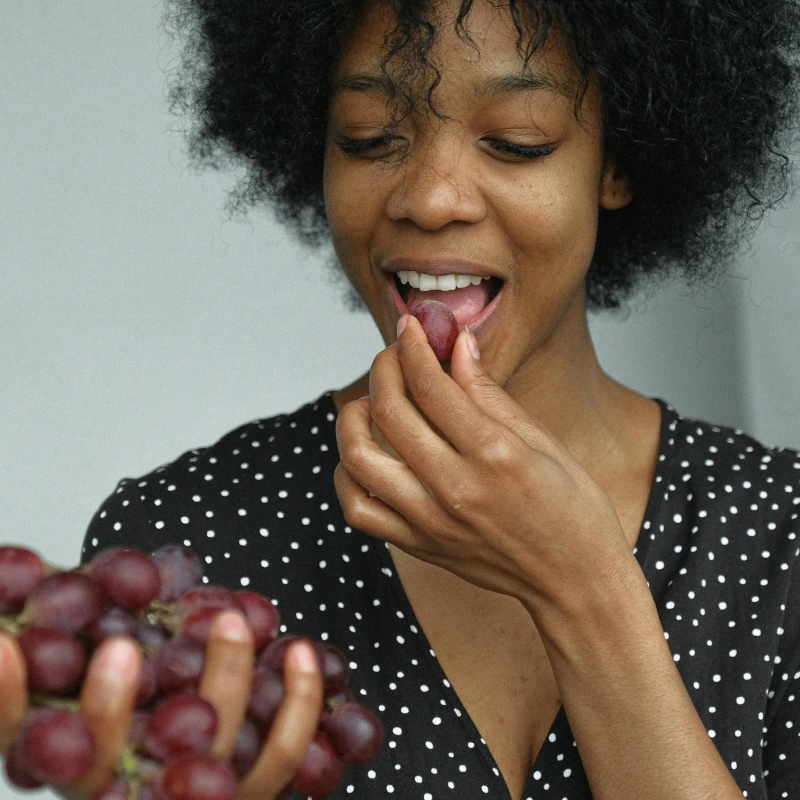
[{"left": 164, "top": 0, "right": 800, "bottom": 311}]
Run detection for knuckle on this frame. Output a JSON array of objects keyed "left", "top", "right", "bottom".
[
  {"left": 406, "top": 370, "right": 440, "bottom": 401},
  {"left": 369, "top": 393, "right": 398, "bottom": 425},
  {"left": 338, "top": 444, "right": 369, "bottom": 478},
  {"left": 340, "top": 496, "right": 368, "bottom": 530},
  {"left": 440, "top": 479, "right": 472, "bottom": 512},
  {"left": 476, "top": 429, "right": 517, "bottom": 466}
]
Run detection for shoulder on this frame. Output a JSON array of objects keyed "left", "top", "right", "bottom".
[
  {"left": 660, "top": 400, "right": 800, "bottom": 515},
  {"left": 81, "top": 392, "right": 339, "bottom": 561},
  {"left": 657, "top": 399, "right": 800, "bottom": 625}
]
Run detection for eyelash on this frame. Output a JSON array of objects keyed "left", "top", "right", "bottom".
[{"left": 334, "top": 136, "right": 556, "bottom": 161}]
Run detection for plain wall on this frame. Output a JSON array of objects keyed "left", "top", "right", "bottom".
[{"left": 2, "top": 4, "right": 799, "bottom": 798}]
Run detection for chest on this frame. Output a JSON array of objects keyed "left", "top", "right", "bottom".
[{"left": 388, "top": 544, "right": 562, "bottom": 800}]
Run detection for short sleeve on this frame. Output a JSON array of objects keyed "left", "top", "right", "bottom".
[
  {"left": 80, "top": 477, "right": 162, "bottom": 565},
  {"left": 763, "top": 552, "right": 800, "bottom": 798}
]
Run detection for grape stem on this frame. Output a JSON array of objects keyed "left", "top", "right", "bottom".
[
  {"left": 117, "top": 746, "right": 140, "bottom": 781},
  {"left": 0, "top": 614, "right": 20, "bottom": 636},
  {"left": 143, "top": 601, "right": 177, "bottom": 632},
  {"left": 29, "top": 693, "right": 81, "bottom": 712}
]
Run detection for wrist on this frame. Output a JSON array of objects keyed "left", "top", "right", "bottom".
[{"left": 522, "top": 553, "right": 661, "bottom": 674}]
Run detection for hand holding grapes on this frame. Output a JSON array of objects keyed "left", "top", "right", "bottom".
[
  {"left": 334, "top": 312, "right": 643, "bottom": 621},
  {"left": 0, "top": 545, "right": 384, "bottom": 799}
]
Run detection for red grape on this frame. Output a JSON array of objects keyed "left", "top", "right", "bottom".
[
  {"left": 321, "top": 702, "right": 384, "bottom": 765},
  {"left": 16, "top": 627, "right": 86, "bottom": 695},
  {"left": 93, "top": 777, "right": 129, "bottom": 799},
  {"left": 137, "top": 617, "right": 169, "bottom": 655},
  {"left": 235, "top": 591, "right": 280, "bottom": 652},
  {"left": 0, "top": 540, "right": 384, "bottom": 799},
  {"left": 177, "top": 585, "right": 241, "bottom": 617},
  {"left": 178, "top": 606, "right": 228, "bottom": 644},
  {"left": 89, "top": 606, "right": 139, "bottom": 646},
  {"left": 143, "top": 694, "right": 218, "bottom": 762},
  {"left": 156, "top": 754, "right": 237, "bottom": 800},
  {"left": 136, "top": 655, "right": 157, "bottom": 707},
  {"left": 411, "top": 300, "right": 459, "bottom": 360},
  {"left": 231, "top": 718, "right": 263, "bottom": 777},
  {"left": 316, "top": 644, "right": 351, "bottom": 699},
  {"left": 246, "top": 667, "right": 285, "bottom": 730},
  {"left": 137, "top": 783, "right": 160, "bottom": 800},
  {"left": 257, "top": 635, "right": 318, "bottom": 675},
  {"left": 259, "top": 636, "right": 348, "bottom": 698},
  {"left": 17, "top": 707, "right": 95, "bottom": 785},
  {"left": 151, "top": 545, "right": 204, "bottom": 603},
  {"left": 289, "top": 731, "right": 346, "bottom": 798},
  {"left": 4, "top": 739, "right": 44, "bottom": 789},
  {"left": 21, "top": 572, "right": 103, "bottom": 633},
  {"left": 128, "top": 710, "right": 151, "bottom": 751},
  {"left": 0, "top": 546, "right": 45, "bottom": 612},
  {"left": 136, "top": 756, "right": 163, "bottom": 785},
  {"left": 326, "top": 687, "right": 355, "bottom": 707},
  {"left": 154, "top": 637, "right": 205, "bottom": 694},
  {"left": 90, "top": 548, "right": 161, "bottom": 610}
]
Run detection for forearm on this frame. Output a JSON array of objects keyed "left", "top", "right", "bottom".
[{"left": 523, "top": 561, "right": 745, "bottom": 800}]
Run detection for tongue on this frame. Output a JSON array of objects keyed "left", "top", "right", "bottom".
[{"left": 406, "top": 283, "right": 491, "bottom": 325}]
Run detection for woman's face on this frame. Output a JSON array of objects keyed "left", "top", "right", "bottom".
[{"left": 323, "top": 0, "right": 631, "bottom": 390}]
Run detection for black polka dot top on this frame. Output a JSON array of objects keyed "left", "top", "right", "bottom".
[{"left": 81, "top": 391, "right": 800, "bottom": 799}]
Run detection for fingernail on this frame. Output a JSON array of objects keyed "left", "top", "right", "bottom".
[
  {"left": 211, "top": 610, "right": 250, "bottom": 643},
  {"left": 396, "top": 315, "right": 409, "bottom": 338},
  {"left": 465, "top": 324, "right": 480, "bottom": 360},
  {"left": 292, "top": 641, "right": 317, "bottom": 674},
  {"left": 99, "top": 639, "right": 138, "bottom": 684}
]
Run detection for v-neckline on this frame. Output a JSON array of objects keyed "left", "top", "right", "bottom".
[{"left": 322, "top": 391, "right": 674, "bottom": 797}]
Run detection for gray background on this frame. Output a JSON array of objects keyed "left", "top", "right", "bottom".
[{"left": 1, "top": 4, "right": 799, "bottom": 798}]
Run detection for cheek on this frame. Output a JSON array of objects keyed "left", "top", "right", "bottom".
[
  {"left": 323, "top": 153, "right": 389, "bottom": 255},
  {"left": 323, "top": 156, "right": 368, "bottom": 278},
  {"left": 499, "top": 165, "right": 601, "bottom": 276}
]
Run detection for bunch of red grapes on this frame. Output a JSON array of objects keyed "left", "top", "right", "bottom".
[{"left": 0, "top": 544, "right": 384, "bottom": 799}]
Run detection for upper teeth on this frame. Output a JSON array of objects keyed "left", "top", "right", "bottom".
[{"left": 397, "top": 270, "right": 491, "bottom": 291}]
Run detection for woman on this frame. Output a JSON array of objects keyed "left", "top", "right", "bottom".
[{"left": 2, "top": 0, "right": 799, "bottom": 798}]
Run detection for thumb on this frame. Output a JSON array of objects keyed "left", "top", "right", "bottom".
[
  {"left": 449, "top": 325, "right": 508, "bottom": 410},
  {"left": 450, "top": 327, "right": 556, "bottom": 453}
]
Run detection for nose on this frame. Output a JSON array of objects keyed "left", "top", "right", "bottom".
[{"left": 385, "top": 132, "right": 487, "bottom": 231}]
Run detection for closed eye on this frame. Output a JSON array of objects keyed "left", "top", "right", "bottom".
[
  {"left": 485, "top": 140, "right": 557, "bottom": 160},
  {"left": 333, "top": 135, "right": 557, "bottom": 162},
  {"left": 334, "top": 135, "right": 400, "bottom": 156}
]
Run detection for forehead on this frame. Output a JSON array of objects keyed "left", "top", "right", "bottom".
[{"left": 332, "top": 0, "right": 581, "bottom": 103}]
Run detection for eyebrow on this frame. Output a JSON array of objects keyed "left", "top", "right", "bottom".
[
  {"left": 475, "top": 73, "right": 570, "bottom": 99},
  {"left": 330, "top": 70, "right": 570, "bottom": 100},
  {"left": 330, "top": 73, "right": 396, "bottom": 97}
]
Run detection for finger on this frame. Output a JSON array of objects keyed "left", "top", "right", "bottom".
[
  {"left": 334, "top": 462, "right": 427, "bottom": 552},
  {"left": 0, "top": 633, "right": 28, "bottom": 754},
  {"left": 198, "top": 610, "right": 254, "bottom": 760},
  {"left": 237, "top": 640, "right": 323, "bottom": 800},
  {"left": 393, "top": 315, "right": 512, "bottom": 456},
  {"left": 335, "top": 400, "right": 443, "bottom": 533},
  {"left": 77, "top": 636, "right": 142, "bottom": 796},
  {"left": 401, "top": 316, "right": 565, "bottom": 460},
  {"left": 368, "top": 341, "right": 465, "bottom": 472}
]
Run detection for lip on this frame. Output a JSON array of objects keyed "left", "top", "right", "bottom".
[
  {"left": 382, "top": 255, "right": 503, "bottom": 280},
  {"left": 385, "top": 271, "right": 504, "bottom": 340}
]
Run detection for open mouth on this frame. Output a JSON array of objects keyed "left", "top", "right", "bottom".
[
  {"left": 388, "top": 272, "right": 505, "bottom": 334},
  {"left": 394, "top": 273, "right": 503, "bottom": 306}
]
